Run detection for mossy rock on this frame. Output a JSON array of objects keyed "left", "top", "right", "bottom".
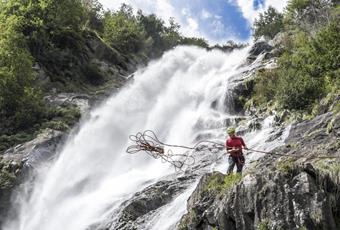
[
  {"left": 277, "top": 157, "right": 298, "bottom": 175},
  {"left": 205, "top": 173, "right": 242, "bottom": 192}
]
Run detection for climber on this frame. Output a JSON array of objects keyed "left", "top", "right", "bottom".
[{"left": 226, "top": 127, "right": 247, "bottom": 175}]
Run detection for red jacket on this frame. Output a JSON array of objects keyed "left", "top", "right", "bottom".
[{"left": 226, "top": 136, "right": 246, "bottom": 156}]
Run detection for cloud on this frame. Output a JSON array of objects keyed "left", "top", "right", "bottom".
[
  {"left": 99, "top": 0, "right": 207, "bottom": 39},
  {"left": 201, "top": 9, "right": 212, "bottom": 19},
  {"left": 229, "top": 0, "right": 288, "bottom": 24},
  {"left": 265, "top": 0, "right": 288, "bottom": 12},
  {"left": 98, "top": 0, "right": 289, "bottom": 45}
]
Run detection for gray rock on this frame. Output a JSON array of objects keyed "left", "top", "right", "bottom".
[
  {"left": 44, "top": 93, "right": 91, "bottom": 113},
  {"left": 247, "top": 41, "right": 273, "bottom": 63},
  {"left": 178, "top": 165, "right": 340, "bottom": 230},
  {"left": 178, "top": 111, "right": 340, "bottom": 230},
  {"left": 97, "top": 175, "right": 197, "bottom": 230},
  {"left": 3, "top": 128, "right": 65, "bottom": 168},
  {"left": 0, "top": 128, "right": 66, "bottom": 225}
]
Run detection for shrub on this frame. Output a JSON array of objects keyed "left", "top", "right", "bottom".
[
  {"left": 275, "top": 22, "right": 339, "bottom": 110},
  {"left": 0, "top": 14, "right": 44, "bottom": 132},
  {"left": 253, "top": 6, "right": 284, "bottom": 40},
  {"left": 103, "top": 5, "right": 147, "bottom": 53},
  {"left": 253, "top": 69, "right": 279, "bottom": 105}
]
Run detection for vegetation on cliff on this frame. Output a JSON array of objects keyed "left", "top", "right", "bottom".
[{"left": 251, "top": 0, "right": 339, "bottom": 114}]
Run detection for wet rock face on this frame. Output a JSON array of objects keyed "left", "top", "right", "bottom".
[
  {"left": 96, "top": 175, "right": 197, "bottom": 230},
  {"left": 246, "top": 41, "right": 273, "bottom": 63},
  {"left": 179, "top": 165, "right": 340, "bottom": 230},
  {"left": 178, "top": 112, "right": 340, "bottom": 230},
  {"left": 0, "top": 129, "right": 66, "bottom": 225}
]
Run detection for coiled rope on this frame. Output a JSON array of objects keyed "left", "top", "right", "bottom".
[{"left": 126, "top": 130, "right": 224, "bottom": 171}]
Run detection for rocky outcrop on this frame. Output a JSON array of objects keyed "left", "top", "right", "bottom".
[
  {"left": 178, "top": 164, "right": 339, "bottom": 230},
  {"left": 178, "top": 112, "right": 340, "bottom": 230},
  {"left": 96, "top": 175, "right": 197, "bottom": 230},
  {"left": 0, "top": 129, "right": 66, "bottom": 224},
  {"left": 246, "top": 41, "right": 273, "bottom": 64}
]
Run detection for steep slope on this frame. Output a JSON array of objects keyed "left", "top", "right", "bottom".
[{"left": 178, "top": 112, "right": 340, "bottom": 230}]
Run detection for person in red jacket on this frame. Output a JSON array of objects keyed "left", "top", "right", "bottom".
[{"left": 226, "top": 127, "right": 247, "bottom": 174}]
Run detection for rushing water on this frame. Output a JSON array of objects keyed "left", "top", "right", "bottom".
[{"left": 4, "top": 45, "right": 287, "bottom": 230}]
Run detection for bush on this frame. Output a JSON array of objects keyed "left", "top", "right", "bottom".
[
  {"left": 253, "top": 69, "right": 279, "bottom": 105},
  {"left": 253, "top": 6, "right": 284, "bottom": 40},
  {"left": 275, "top": 22, "right": 339, "bottom": 110},
  {"left": 0, "top": 14, "right": 44, "bottom": 132},
  {"left": 103, "top": 5, "right": 147, "bottom": 53}
]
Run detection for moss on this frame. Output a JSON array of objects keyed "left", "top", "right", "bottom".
[
  {"left": 258, "top": 219, "right": 270, "bottom": 230},
  {"left": 315, "top": 160, "right": 340, "bottom": 183},
  {"left": 42, "top": 120, "right": 70, "bottom": 131},
  {"left": 326, "top": 117, "right": 335, "bottom": 134},
  {"left": 277, "top": 157, "right": 297, "bottom": 174},
  {"left": 206, "top": 173, "right": 242, "bottom": 192},
  {"left": 0, "top": 159, "right": 17, "bottom": 190},
  {"left": 178, "top": 210, "right": 199, "bottom": 230},
  {"left": 0, "top": 170, "right": 16, "bottom": 190},
  {"left": 298, "top": 226, "right": 307, "bottom": 230}
]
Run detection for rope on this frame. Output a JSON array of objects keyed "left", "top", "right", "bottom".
[
  {"left": 126, "top": 130, "right": 340, "bottom": 171},
  {"left": 245, "top": 148, "right": 286, "bottom": 156},
  {"left": 126, "top": 130, "right": 224, "bottom": 171},
  {"left": 245, "top": 148, "right": 340, "bottom": 159}
]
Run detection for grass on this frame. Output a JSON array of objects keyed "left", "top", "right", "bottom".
[
  {"left": 258, "top": 219, "right": 270, "bottom": 230},
  {"left": 277, "top": 157, "right": 297, "bottom": 174},
  {"left": 206, "top": 173, "right": 242, "bottom": 192},
  {"left": 0, "top": 158, "right": 17, "bottom": 190},
  {"left": 315, "top": 160, "right": 340, "bottom": 184}
]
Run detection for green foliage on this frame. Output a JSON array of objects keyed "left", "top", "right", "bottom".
[
  {"left": 258, "top": 219, "right": 270, "bottom": 230},
  {"left": 0, "top": 11, "right": 44, "bottom": 132},
  {"left": 276, "top": 22, "right": 339, "bottom": 110},
  {"left": 103, "top": 5, "right": 147, "bottom": 53},
  {"left": 252, "top": 9, "right": 339, "bottom": 112},
  {"left": 315, "top": 160, "right": 340, "bottom": 183},
  {"left": 180, "top": 37, "right": 209, "bottom": 48},
  {"left": 103, "top": 5, "right": 209, "bottom": 57},
  {"left": 206, "top": 173, "right": 242, "bottom": 192},
  {"left": 287, "top": 0, "right": 311, "bottom": 14},
  {"left": 82, "top": 0, "right": 104, "bottom": 31},
  {"left": 253, "top": 69, "right": 279, "bottom": 105},
  {"left": 277, "top": 157, "right": 297, "bottom": 174},
  {"left": 284, "top": 0, "right": 335, "bottom": 33},
  {"left": 253, "top": 6, "right": 284, "bottom": 40},
  {"left": 0, "top": 158, "right": 17, "bottom": 190}
]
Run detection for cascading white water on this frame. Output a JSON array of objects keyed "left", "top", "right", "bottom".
[{"left": 3, "top": 45, "right": 276, "bottom": 230}]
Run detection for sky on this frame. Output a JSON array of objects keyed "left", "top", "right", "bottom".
[{"left": 99, "top": 0, "right": 288, "bottom": 44}]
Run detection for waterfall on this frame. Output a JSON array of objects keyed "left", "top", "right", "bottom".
[{"left": 4, "top": 45, "right": 285, "bottom": 230}]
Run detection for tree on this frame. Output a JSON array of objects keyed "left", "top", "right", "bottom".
[
  {"left": 0, "top": 14, "right": 43, "bottom": 131},
  {"left": 82, "top": 0, "right": 104, "bottom": 31},
  {"left": 103, "top": 5, "right": 147, "bottom": 53},
  {"left": 253, "top": 6, "right": 284, "bottom": 40}
]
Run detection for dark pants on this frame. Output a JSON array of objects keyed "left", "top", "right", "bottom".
[{"left": 227, "top": 155, "right": 245, "bottom": 174}]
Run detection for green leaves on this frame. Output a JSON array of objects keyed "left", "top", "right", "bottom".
[
  {"left": 0, "top": 0, "right": 44, "bottom": 132},
  {"left": 103, "top": 6, "right": 147, "bottom": 53},
  {"left": 253, "top": 6, "right": 284, "bottom": 40}
]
